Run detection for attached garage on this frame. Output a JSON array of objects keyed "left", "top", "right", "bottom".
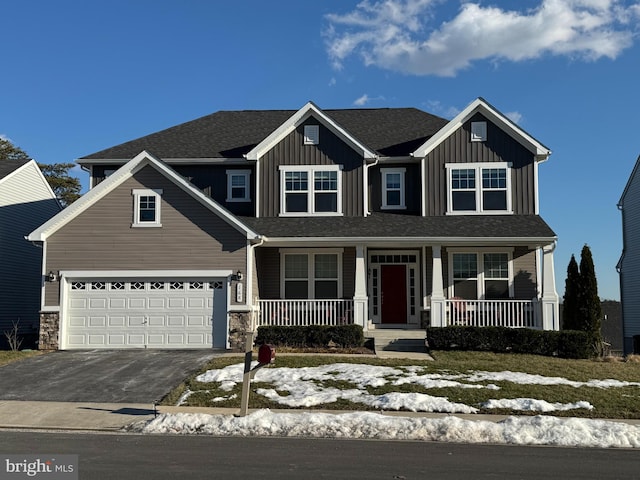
[{"left": 60, "top": 271, "right": 230, "bottom": 349}]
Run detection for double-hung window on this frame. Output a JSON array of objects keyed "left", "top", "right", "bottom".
[
  {"left": 446, "top": 162, "right": 511, "bottom": 214},
  {"left": 449, "top": 250, "right": 512, "bottom": 300},
  {"left": 381, "top": 168, "right": 405, "bottom": 210},
  {"left": 282, "top": 250, "right": 342, "bottom": 299},
  {"left": 132, "top": 189, "right": 162, "bottom": 227},
  {"left": 226, "top": 169, "right": 251, "bottom": 202},
  {"left": 280, "top": 165, "right": 342, "bottom": 216}
]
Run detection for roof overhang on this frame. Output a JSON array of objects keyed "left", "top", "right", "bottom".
[
  {"left": 412, "top": 97, "right": 552, "bottom": 159},
  {"left": 244, "top": 101, "right": 377, "bottom": 161}
]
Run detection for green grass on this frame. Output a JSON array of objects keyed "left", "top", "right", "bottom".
[
  {"left": 0, "top": 350, "right": 41, "bottom": 367},
  {"left": 161, "top": 351, "right": 640, "bottom": 419}
]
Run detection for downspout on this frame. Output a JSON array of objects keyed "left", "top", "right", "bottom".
[
  {"left": 248, "top": 236, "right": 265, "bottom": 331},
  {"left": 364, "top": 157, "right": 379, "bottom": 216}
]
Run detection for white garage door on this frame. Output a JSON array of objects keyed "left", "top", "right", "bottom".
[{"left": 64, "top": 279, "right": 227, "bottom": 349}]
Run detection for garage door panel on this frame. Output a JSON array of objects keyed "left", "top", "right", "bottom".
[{"left": 65, "top": 278, "right": 226, "bottom": 349}]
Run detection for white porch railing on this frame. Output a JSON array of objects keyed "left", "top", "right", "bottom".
[
  {"left": 445, "top": 299, "right": 540, "bottom": 329},
  {"left": 257, "top": 299, "right": 354, "bottom": 327}
]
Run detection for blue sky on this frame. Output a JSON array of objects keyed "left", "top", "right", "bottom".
[{"left": 2, "top": 0, "right": 639, "bottom": 300}]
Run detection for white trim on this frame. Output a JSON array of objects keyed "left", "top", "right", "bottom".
[
  {"left": 412, "top": 98, "right": 551, "bottom": 158},
  {"left": 132, "top": 188, "right": 163, "bottom": 227},
  {"left": 381, "top": 167, "right": 406, "bottom": 210},
  {"left": 226, "top": 169, "right": 251, "bottom": 203},
  {"left": 28, "top": 151, "right": 260, "bottom": 241},
  {"left": 445, "top": 162, "right": 512, "bottom": 215},
  {"left": 447, "top": 249, "right": 514, "bottom": 300},
  {"left": 61, "top": 269, "right": 234, "bottom": 279},
  {"left": 279, "top": 248, "right": 344, "bottom": 299},
  {"left": 245, "top": 102, "right": 377, "bottom": 161},
  {"left": 279, "top": 165, "right": 343, "bottom": 216},
  {"left": 262, "top": 236, "right": 556, "bottom": 248}
]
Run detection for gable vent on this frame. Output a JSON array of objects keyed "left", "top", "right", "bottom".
[{"left": 304, "top": 125, "right": 319, "bottom": 145}]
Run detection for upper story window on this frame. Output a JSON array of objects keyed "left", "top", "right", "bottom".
[
  {"left": 279, "top": 165, "right": 342, "bottom": 216},
  {"left": 449, "top": 250, "right": 512, "bottom": 300},
  {"left": 381, "top": 168, "right": 406, "bottom": 210},
  {"left": 471, "top": 121, "right": 487, "bottom": 142},
  {"left": 304, "top": 125, "right": 319, "bottom": 145},
  {"left": 132, "top": 188, "right": 163, "bottom": 227},
  {"left": 226, "top": 169, "right": 251, "bottom": 202},
  {"left": 446, "top": 162, "right": 511, "bottom": 215}
]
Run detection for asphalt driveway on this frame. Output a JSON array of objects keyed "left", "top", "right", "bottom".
[{"left": 0, "top": 350, "right": 218, "bottom": 403}]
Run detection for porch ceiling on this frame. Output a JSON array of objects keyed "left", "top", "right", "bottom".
[{"left": 241, "top": 213, "right": 556, "bottom": 246}]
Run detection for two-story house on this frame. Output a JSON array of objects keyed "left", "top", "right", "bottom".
[{"left": 28, "top": 98, "right": 560, "bottom": 351}]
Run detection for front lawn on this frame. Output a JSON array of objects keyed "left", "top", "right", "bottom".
[{"left": 162, "top": 351, "right": 640, "bottom": 419}]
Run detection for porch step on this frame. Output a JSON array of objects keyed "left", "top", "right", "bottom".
[{"left": 367, "top": 329, "right": 429, "bottom": 354}]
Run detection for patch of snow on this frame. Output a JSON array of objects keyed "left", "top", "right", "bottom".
[
  {"left": 137, "top": 410, "right": 640, "bottom": 448},
  {"left": 482, "top": 398, "right": 594, "bottom": 412}
]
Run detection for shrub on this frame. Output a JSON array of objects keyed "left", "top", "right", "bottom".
[
  {"left": 426, "top": 326, "right": 594, "bottom": 359},
  {"left": 255, "top": 325, "right": 364, "bottom": 349}
]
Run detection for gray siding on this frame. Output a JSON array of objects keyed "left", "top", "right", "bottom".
[
  {"left": 0, "top": 162, "right": 61, "bottom": 341},
  {"left": 259, "top": 117, "right": 364, "bottom": 217},
  {"left": 619, "top": 162, "right": 640, "bottom": 351},
  {"left": 369, "top": 163, "right": 422, "bottom": 214},
  {"left": 255, "top": 247, "right": 356, "bottom": 299},
  {"left": 424, "top": 113, "right": 537, "bottom": 216},
  {"left": 45, "top": 166, "right": 247, "bottom": 306}
]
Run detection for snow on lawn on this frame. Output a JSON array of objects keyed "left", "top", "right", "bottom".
[
  {"left": 137, "top": 410, "right": 640, "bottom": 449},
  {"left": 188, "top": 362, "right": 631, "bottom": 414}
]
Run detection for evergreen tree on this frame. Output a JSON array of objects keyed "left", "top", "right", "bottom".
[
  {"left": 37, "top": 162, "right": 81, "bottom": 207},
  {"left": 0, "top": 137, "right": 30, "bottom": 161},
  {"left": 579, "top": 244, "right": 602, "bottom": 344},
  {"left": 562, "top": 254, "right": 580, "bottom": 330}
]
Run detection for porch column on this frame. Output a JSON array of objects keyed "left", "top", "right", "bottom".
[
  {"left": 430, "top": 245, "right": 446, "bottom": 327},
  {"left": 353, "top": 244, "right": 368, "bottom": 330},
  {"left": 541, "top": 243, "right": 560, "bottom": 331}
]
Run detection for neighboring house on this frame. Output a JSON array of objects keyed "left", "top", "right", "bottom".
[
  {"left": 0, "top": 159, "right": 61, "bottom": 348},
  {"left": 28, "top": 98, "right": 560, "bottom": 351},
  {"left": 617, "top": 155, "right": 640, "bottom": 354}
]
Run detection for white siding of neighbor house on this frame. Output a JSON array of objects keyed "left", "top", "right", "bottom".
[
  {"left": 619, "top": 157, "right": 640, "bottom": 353},
  {"left": 0, "top": 161, "right": 61, "bottom": 340}
]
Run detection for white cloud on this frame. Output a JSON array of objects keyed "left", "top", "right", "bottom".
[
  {"left": 324, "top": 0, "right": 640, "bottom": 76},
  {"left": 353, "top": 94, "right": 386, "bottom": 106},
  {"left": 328, "top": 77, "right": 337, "bottom": 87},
  {"left": 505, "top": 111, "right": 523, "bottom": 124}
]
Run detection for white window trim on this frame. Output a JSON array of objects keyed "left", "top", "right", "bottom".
[
  {"left": 471, "top": 121, "right": 487, "bottom": 142},
  {"left": 280, "top": 248, "right": 344, "bottom": 299},
  {"left": 279, "top": 165, "right": 343, "bottom": 217},
  {"left": 226, "top": 169, "right": 251, "bottom": 202},
  {"left": 447, "top": 248, "right": 514, "bottom": 300},
  {"left": 304, "top": 125, "right": 319, "bottom": 145},
  {"left": 381, "top": 167, "right": 406, "bottom": 210},
  {"left": 132, "top": 188, "right": 163, "bottom": 227},
  {"left": 445, "top": 162, "right": 512, "bottom": 215}
]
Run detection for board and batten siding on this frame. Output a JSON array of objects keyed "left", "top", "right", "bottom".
[
  {"left": 368, "top": 163, "right": 422, "bottom": 214},
  {"left": 0, "top": 161, "right": 61, "bottom": 336},
  {"left": 619, "top": 161, "right": 640, "bottom": 352},
  {"left": 424, "top": 113, "right": 537, "bottom": 216},
  {"left": 44, "top": 166, "right": 247, "bottom": 306},
  {"left": 259, "top": 117, "right": 364, "bottom": 217}
]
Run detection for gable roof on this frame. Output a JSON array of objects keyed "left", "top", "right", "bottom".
[
  {"left": 78, "top": 106, "right": 448, "bottom": 163},
  {"left": 245, "top": 101, "right": 377, "bottom": 160},
  {"left": 0, "top": 158, "right": 31, "bottom": 182},
  {"left": 28, "top": 151, "right": 259, "bottom": 242},
  {"left": 618, "top": 154, "right": 640, "bottom": 207},
  {"left": 412, "top": 97, "right": 551, "bottom": 159}
]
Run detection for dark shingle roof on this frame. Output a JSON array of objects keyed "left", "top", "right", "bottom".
[
  {"left": 240, "top": 213, "right": 556, "bottom": 240},
  {"left": 0, "top": 158, "right": 30, "bottom": 181},
  {"left": 80, "top": 108, "right": 449, "bottom": 160}
]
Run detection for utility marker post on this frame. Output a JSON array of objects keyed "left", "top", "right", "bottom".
[{"left": 238, "top": 332, "right": 275, "bottom": 417}]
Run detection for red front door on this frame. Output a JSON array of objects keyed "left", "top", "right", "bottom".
[{"left": 381, "top": 265, "right": 407, "bottom": 324}]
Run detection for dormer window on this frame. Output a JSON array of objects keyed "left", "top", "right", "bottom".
[
  {"left": 446, "top": 163, "right": 511, "bottom": 214},
  {"left": 132, "top": 188, "right": 162, "bottom": 227},
  {"left": 279, "top": 165, "right": 342, "bottom": 216},
  {"left": 471, "top": 121, "right": 487, "bottom": 142},
  {"left": 304, "top": 125, "right": 319, "bottom": 145}
]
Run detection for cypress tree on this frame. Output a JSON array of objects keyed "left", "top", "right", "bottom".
[
  {"left": 562, "top": 255, "right": 580, "bottom": 330},
  {"left": 579, "top": 244, "right": 602, "bottom": 345}
]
